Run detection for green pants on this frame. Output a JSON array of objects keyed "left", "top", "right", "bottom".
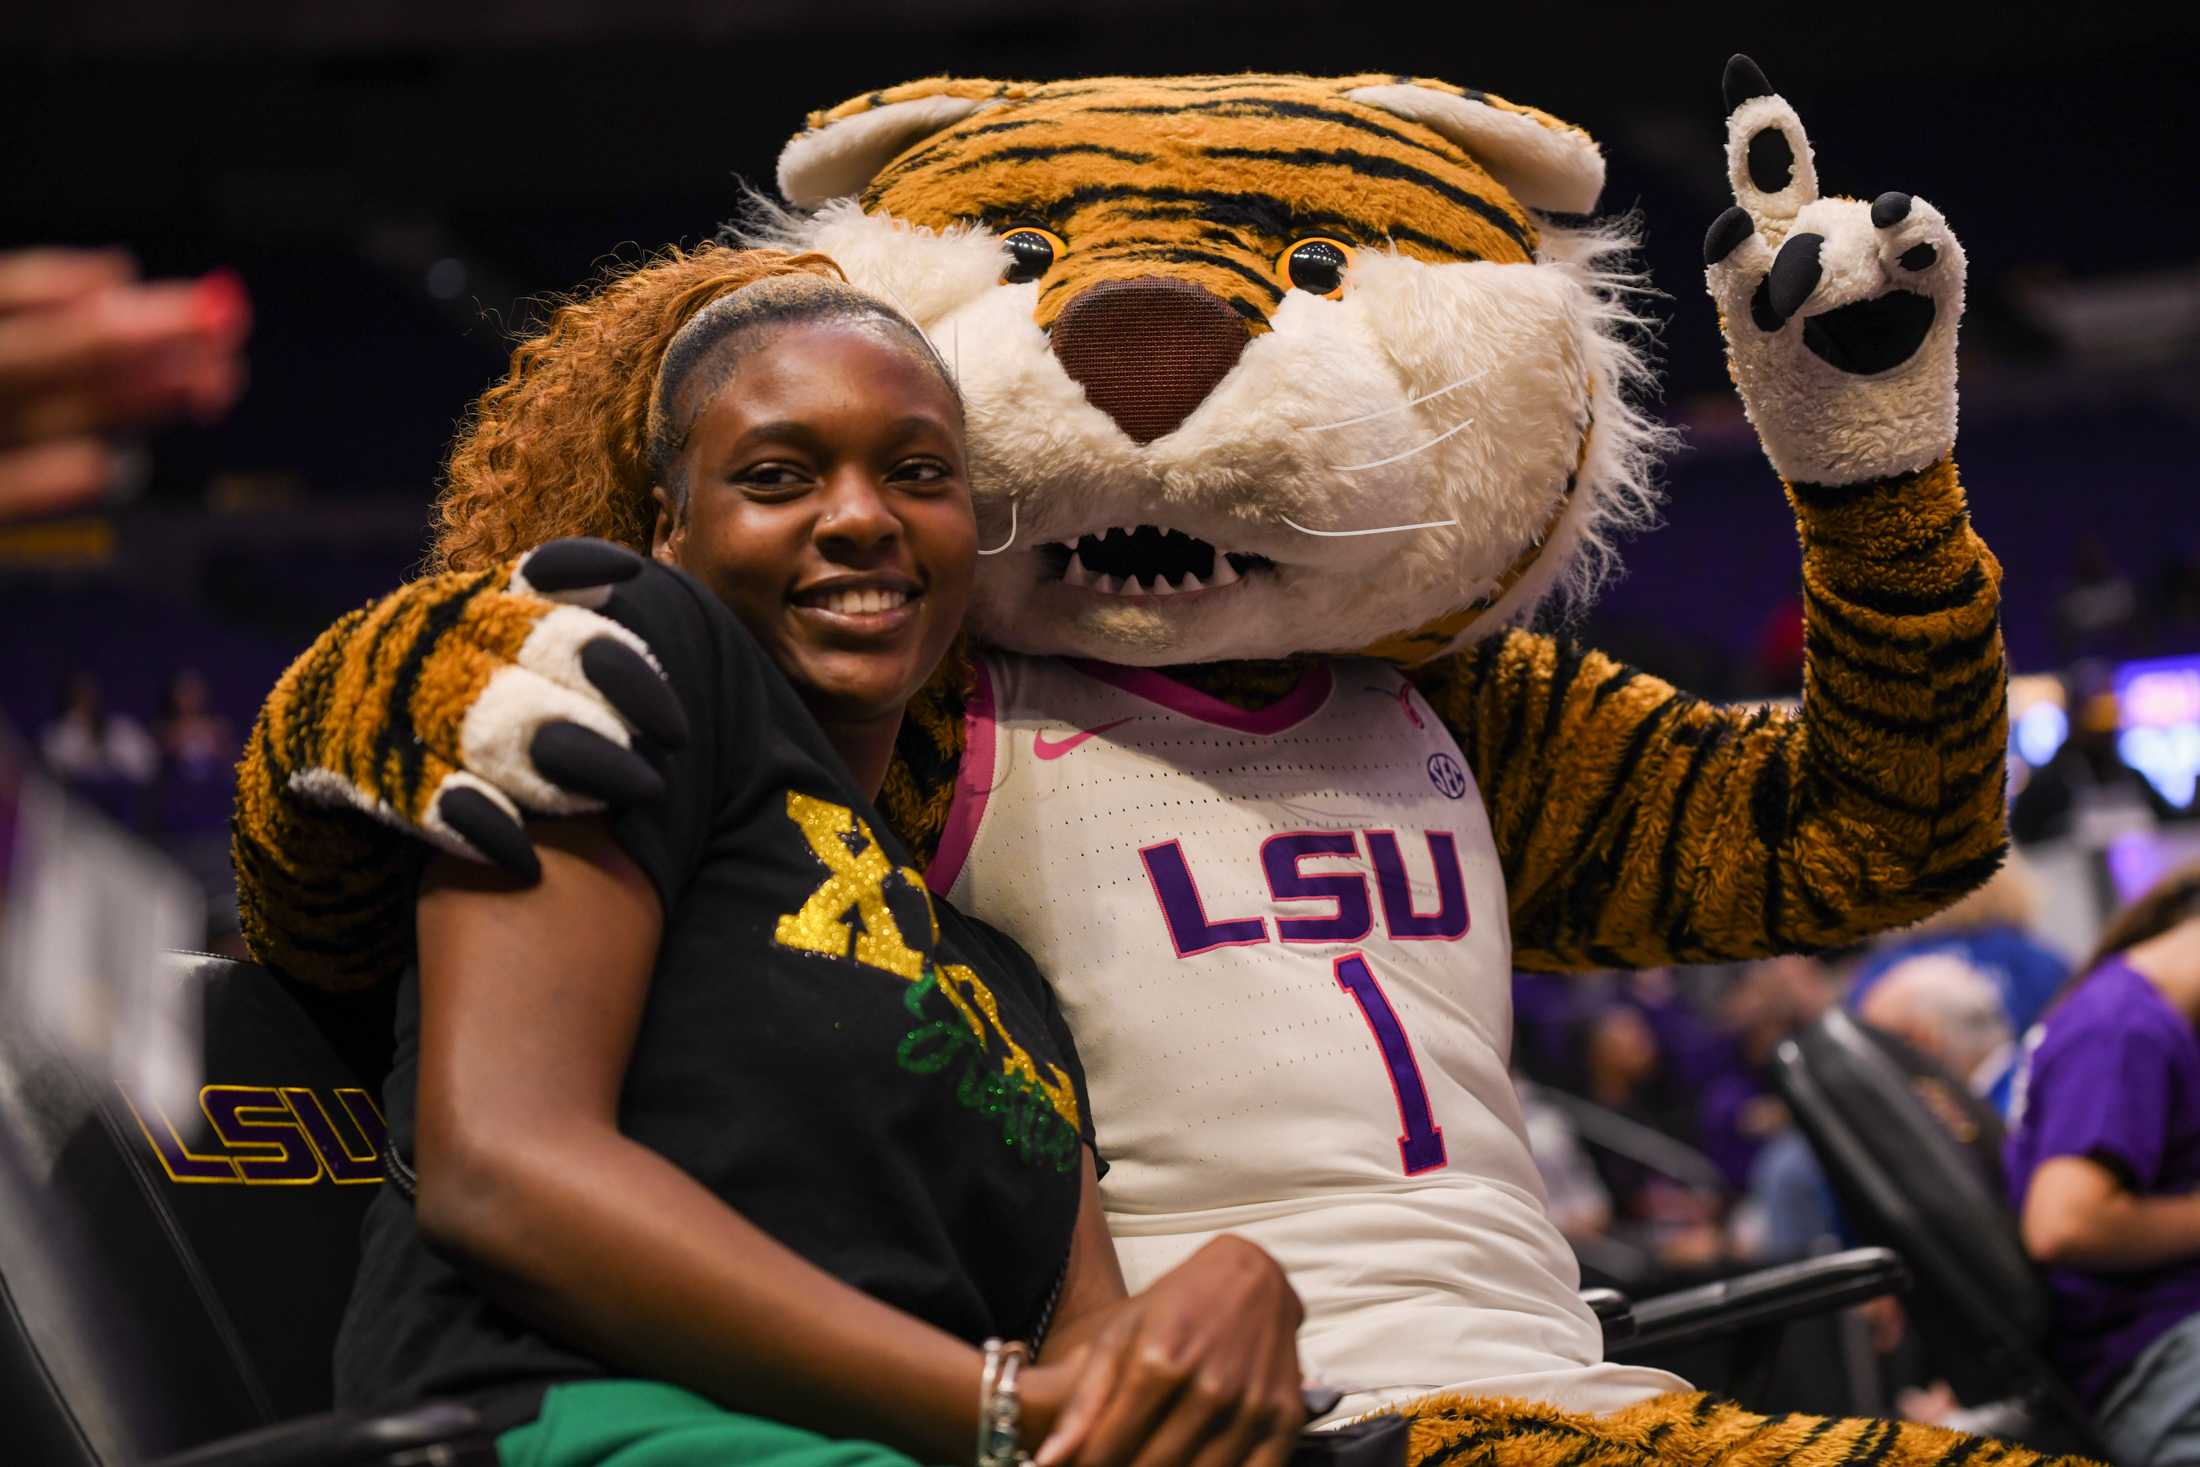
[{"left": 498, "top": 1379, "right": 942, "bottom": 1467}]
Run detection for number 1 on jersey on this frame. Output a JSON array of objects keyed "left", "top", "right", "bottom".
[{"left": 1333, "top": 953, "right": 1447, "bottom": 1175}]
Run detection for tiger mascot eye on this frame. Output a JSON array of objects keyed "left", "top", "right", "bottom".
[{"left": 234, "top": 59, "right": 2050, "bottom": 1466}]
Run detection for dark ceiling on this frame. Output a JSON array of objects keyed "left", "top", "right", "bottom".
[{"left": 11, "top": 1, "right": 2196, "bottom": 499}]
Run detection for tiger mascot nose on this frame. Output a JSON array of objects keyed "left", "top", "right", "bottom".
[{"left": 1049, "top": 277, "right": 1252, "bottom": 445}]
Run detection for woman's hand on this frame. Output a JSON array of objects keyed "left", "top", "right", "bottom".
[{"left": 1025, "top": 1235, "right": 1306, "bottom": 1467}]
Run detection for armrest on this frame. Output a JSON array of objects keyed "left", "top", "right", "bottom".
[
  {"left": 1609, "top": 1246, "right": 1908, "bottom": 1359},
  {"left": 1580, "top": 1287, "right": 1636, "bottom": 1347},
  {"left": 146, "top": 1401, "right": 497, "bottom": 1467}
]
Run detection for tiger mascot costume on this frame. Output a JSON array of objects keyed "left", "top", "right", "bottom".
[{"left": 233, "top": 56, "right": 2063, "bottom": 1467}]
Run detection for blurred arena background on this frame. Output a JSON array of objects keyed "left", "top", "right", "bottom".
[{"left": 5, "top": 0, "right": 2198, "bottom": 1424}]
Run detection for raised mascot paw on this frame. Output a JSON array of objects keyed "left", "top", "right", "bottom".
[
  {"left": 291, "top": 538, "right": 687, "bottom": 881},
  {"left": 1703, "top": 53, "right": 1966, "bottom": 488}
]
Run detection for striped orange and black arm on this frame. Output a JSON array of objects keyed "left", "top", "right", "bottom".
[
  {"left": 231, "top": 600, "right": 433, "bottom": 990},
  {"left": 1413, "top": 457, "right": 2006, "bottom": 971},
  {"left": 236, "top": 592, "right": 976, "bottom": 989},
  {"left": 231, "top": 553, "right": 668, "bottom": 991}
]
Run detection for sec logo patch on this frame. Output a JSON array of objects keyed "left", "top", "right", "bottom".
[{"left": 1427, "top": 752, "right": 1468, "bottom": 800}]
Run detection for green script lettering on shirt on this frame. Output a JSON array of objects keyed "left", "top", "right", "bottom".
[{"left": 899, "top": 970, "right": 1080, "bottom": 1173}]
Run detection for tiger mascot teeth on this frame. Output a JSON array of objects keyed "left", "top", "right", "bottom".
[{"left": 232, "top": 59, "right": 2055, "bottom": 1466}]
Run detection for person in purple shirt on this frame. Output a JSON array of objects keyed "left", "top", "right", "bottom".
[{"left": 2005, "top": 864, "right": 2200, "bottom": 1466}]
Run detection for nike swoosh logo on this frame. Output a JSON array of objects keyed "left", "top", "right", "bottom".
[{"left": 1033, "top": 718, "right": 1137, "bottom": 760}]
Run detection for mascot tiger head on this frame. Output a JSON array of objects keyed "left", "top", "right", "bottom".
[{"left": 759, "top": 74, "right": 1667, "bottom": 666}]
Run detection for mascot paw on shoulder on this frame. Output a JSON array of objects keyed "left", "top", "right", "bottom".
[{"left": 234, "top": 57, "right": 2020, "bottom": 1450}]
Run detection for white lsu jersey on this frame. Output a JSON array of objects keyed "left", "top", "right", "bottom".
[{"left": 932, "top": 652, "right": 1685, "bottom": 1419}]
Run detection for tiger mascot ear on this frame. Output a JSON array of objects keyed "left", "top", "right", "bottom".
[
  {"left": 778, "top": 74, "right": 1604, "bottom": 217},
  {"left": 779, "top": 77, "right": 1024, "bottom": 208},
  {"left": 1339, "top": 79, "right": 1604, "bottom": 215}
]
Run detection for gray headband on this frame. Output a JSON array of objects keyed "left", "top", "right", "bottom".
[{"left": 646, "top": 276, "right": 960, "bottom": 497}]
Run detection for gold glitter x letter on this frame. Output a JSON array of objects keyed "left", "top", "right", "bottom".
[{"left": 774, "top": 793, "right": 933, "bottom": 979}]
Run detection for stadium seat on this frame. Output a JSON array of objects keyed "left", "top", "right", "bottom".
[
  {"left": 1544, "top": 1083, "right": 1910, "bottom": 1403},
  {"left": 1773, "top": 1008, "right": 2108, "bottom": 1458},
  {"left": 0, "top": 951, "right": 494, "bottom": 1465}
]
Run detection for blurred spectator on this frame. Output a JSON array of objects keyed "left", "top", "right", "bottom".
[
  {"left": 1748, "top": 951, "right": 2023, "bottom": 1419},
  {"left": 1559, "top": 998, "right": 1732, "bottom": 1272},
  {"left": 1857, "top": 954, "right": 2017, "bottom": 1110},
  {"left": 40, "top": 670, "right": 158, "bottom": 784},
  {"left": 2012, "top": 671, "right": 2182, "bottom": 845},
  {"left": 0, "top": 248, "right": 248, "bottom": 521},
  {"left": 1581, "top": 1002, "right": 1662, "bottom": 1113},
  {"left": 151, "top": 668, "right": 242, "bottom": 949},
  {"left": 1700, "top": 955, "right": 1835, "bottom": 1189},
  {"left": 1713, "top": 957, "right": 1840, "bottom": 1265},
  {"left": 1516, "top": 967, "right": 1740, "bottom": 1142},
  {"left": 1739, "top": 1124, "right": 1838, "bottom": 1264},
  {"left": 154, "top": 668, "right": 233, "bottom": 776},
  {"left": 1622, "top": 966, "right": 1738, "bottom": 1099},
  {"left": 2006, "top": 863, "right": 2200, "bottom": 1466},
  {"left": 1738, "top": 947, "right": 2014, "bottom": 1269},
  {"left": 1848, "top": 852, "right": 2069, "bottom": 1050}
]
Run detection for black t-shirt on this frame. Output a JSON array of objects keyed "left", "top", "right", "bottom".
[{"left": 334, "top": 562, "right": 1094, "bottom": 1411}]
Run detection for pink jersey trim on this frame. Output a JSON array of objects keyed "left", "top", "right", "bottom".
[
  {"left": 1063, "top": 658, "right": 1335, "bottom": 735},
  {"left": 926, "top": 654, "right": 996, "bottom": 896}
]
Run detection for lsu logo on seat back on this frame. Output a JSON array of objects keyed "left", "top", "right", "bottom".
[{"left": 123, "top": 1082, "right": 388, "bottom": 1186}]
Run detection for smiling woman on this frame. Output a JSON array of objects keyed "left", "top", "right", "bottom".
[
  {"left": 282, "top": 244, "right": 1316, "bottom": 1467},
  {"left": 642, "top": 280, "right": 975, "bottom": 791},
  {"left": 642, "top": 281, "right": 976, "bottom": 796}
]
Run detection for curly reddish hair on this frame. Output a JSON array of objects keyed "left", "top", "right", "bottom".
[{"left": 430, "top": 244, "right": 845, "bottom": 574}]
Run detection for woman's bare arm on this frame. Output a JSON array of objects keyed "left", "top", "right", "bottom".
[
  {"left": 416, "top": 817, "right": 1308, "bottom": 1465},
  {"left": 2019, "top": 1154, "right": 2200, "bottom": 1273},
  {"left": 414, "top": 819, "right": 988, "bottom": 1461}
]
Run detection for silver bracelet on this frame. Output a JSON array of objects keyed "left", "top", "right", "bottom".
[{"left": 976, "top": 1337, "right": 1030, "bottom": 1467}]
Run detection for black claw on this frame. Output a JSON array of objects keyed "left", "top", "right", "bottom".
[
  {"left": 1871, "top": 192, "right": 1914, "bottom": 229},
  {"left": 1899, "top": 242, "right": 1939, "bottom": 272},
  {"left": 1765, "top": 232, "right": 1825, "bottom": 324},
  {"left": 1704, "top": 206, "right": 1756, "bottom": 266},
  {"left": 531, "top": 721, "right": 666, "bottom": 806},
  {"left": 1750, "top": 276, "right": 1784, "bottom": 334},
  {"left": 1723, "top": 54, "right": 1773, "bottom": 113},
  {"left": 580, "top": 637, "right": 689, "bottom": 749},
  {"left": 522, "top": 537, "right": 647, "bottom": 594},
  {"left": 437, "top": 787, "right": 540, "bottom": 882}
]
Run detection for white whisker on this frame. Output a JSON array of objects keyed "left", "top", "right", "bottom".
[
  {"left": 1333, "top": 417, "right": 1477, "bottom": 472},
  {"left": 1279, "top": 513, "right": 1457, "bottom": 538},
  {"left": 976, "top": 497, "right": 1018, "bottom": 556},
  {"left": 1300, "top": 367, "right": 1492, "bottom": 433}
]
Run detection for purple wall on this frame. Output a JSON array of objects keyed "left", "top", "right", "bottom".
[{"left": 1583, "top": 401, "right": 2196, "bottom": 682}]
